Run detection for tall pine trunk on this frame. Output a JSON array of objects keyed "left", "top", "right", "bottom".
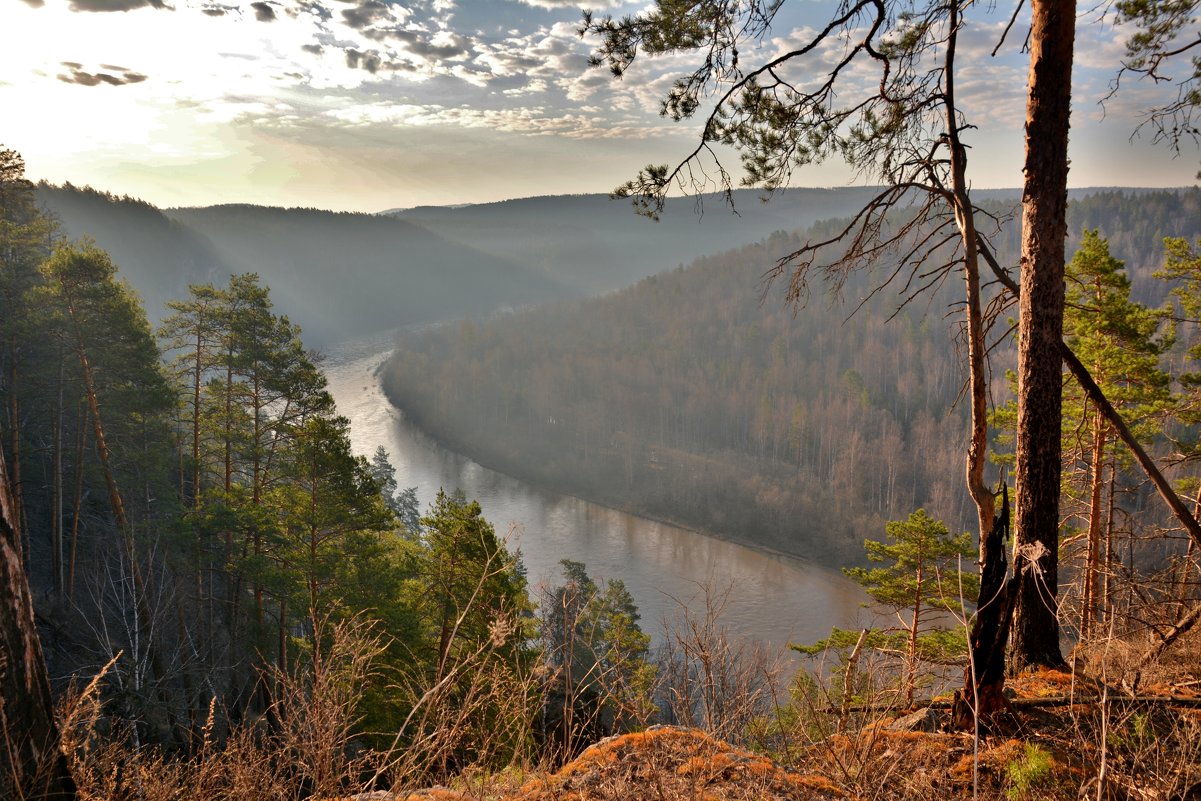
[
  {"left": 1, "top": 445, "right": 77, "bottom": 800},
  {"left": 1010, "top": 0, "right": 1075, "bottom": 672},
  {"left": 7, "top": 359, "right": 26, "bottom": 565},
  {"left": 1082, "top": 406, "right": 1106, "bottom": 640},
  {"left": 52, "top": 352, "right": 65, "bottom": 596}
]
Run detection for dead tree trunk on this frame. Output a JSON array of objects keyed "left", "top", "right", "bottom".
[{"left": 953, "top": 483, "right": 1017, "bottom": 730}]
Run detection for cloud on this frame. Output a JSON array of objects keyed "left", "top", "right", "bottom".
[
  {"left": 339, "top": 0, "right": 411, "bottom": 32},
  {"left": 558, "top": 68, "right": 610, "bottom": 102},
  {"left": 20, "top": 0, "right": 45, "bottom": 7},
  {"left": 472, "top": 22, "right": 590, "bottom": 82},
  {"left": 385, "top": 29, "right": 472, "bottom": 61},
  {"left": 289, "top": 0, "right": 332, "bottom": 21},
  {"left": 343, "top": 46, "right": 415, "bottom": 74},
  {"left": 323, "top": 99, "right": 674, "bottom": 139},
  {"left": 512, "top": 0, "right": 626, "bottom": 9},
  {"left": 202, "top": 6, "right": 226, "bottom": 15},
  {"left": 504, "top": 77, "right": 547, "bottom": 96},
  {"left": 250, "top": 1, "right": 276, "bottom": 21},
  {"left": 57, "top": 62, "right": 149, "bottom": 85},
  {"left": 68, "top": 0, "right": 168, "bottom": 11}
]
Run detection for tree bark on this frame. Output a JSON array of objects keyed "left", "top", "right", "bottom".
[
  {"left": 979, "top": 240, "right": 1201, "bottom": 574},
  {"left": 7, "top": 360, "right": 26, "bottom": 566},
  {"left": 1010, "top": 0, "right": 1075, "bottom": 673},
  {"left": 953, "top": 484, "right": 1016, "bottom": 730},
  {"left": 943, "top": 0, "right": 995, "bottom": 555},
  {"left": 52, "top": 353, "right": 65, "bottom": 597},
  {"left": 0, "top": 445, "right": 76, "bottom": 800},
  {"left": 1082, "top": 406, "right": 1106, "bottom": 641}
]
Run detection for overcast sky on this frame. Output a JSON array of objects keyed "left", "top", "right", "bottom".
[{"left": 2, "top": 0, "right": 1197, "bottom": 213}]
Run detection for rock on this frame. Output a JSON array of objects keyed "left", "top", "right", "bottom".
[{"left": 887, "top": 707, "right": 941, "bottom": 732}]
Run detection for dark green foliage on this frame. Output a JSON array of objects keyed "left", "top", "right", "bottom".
[
  {"left": 1, "top": 197, "right": 431, "bottom": 746},
  {"left": 844, "top": 509, "right": 978, "bottom": 614},
  {"left": 420, "top": 489, "right": 529, "bottom": 672},
  {"left": 368, "top": 445, "right": 421, "bottom": 536},
  {"left": 1061, "top": 231, "right": 1172, "bottom": 484},
  {"left": 540, "top": 560, "right": 655, "bottom": 758},
  {"left": 993, "top": 232, "right": 1174, "bottom": 639}
]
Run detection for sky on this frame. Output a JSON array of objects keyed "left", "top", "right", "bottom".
[{"left": 2, "top": 0, "right": 1198, "bottom": 213}]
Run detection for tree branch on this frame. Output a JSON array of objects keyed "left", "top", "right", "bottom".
[{"left": 977, "top": 238, "right": 1201, "bottom": 550}]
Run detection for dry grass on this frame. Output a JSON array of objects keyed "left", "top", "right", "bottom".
[
  {"left": 512, "top": 726, "right": 843, "bottom": 801},
  {"left": 21, "top": 564, "right": 1201, "bottom": 801},
  {"left": 58, "top": 619, "right": 386, "bottom": 801}
]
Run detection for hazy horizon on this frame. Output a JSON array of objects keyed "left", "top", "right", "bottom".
[
  {"left": 36, "top": 181, "right": 1201, "bottom": 219},
  {"left": 5, "top": 0, "right": 1199, "bottom": 213}
]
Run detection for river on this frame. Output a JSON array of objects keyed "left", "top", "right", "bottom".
[{"left": 323, "top": 329, "right": 865, "bottom": 649}]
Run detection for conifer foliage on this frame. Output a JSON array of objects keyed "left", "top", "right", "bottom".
[{"left": 799, "top": 509, "right": 977, "bottom": 707}]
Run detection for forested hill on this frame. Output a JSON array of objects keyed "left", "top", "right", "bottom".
[
  {"left": 380, "top": 188, "right": 1201, "bottom": 565},
  {"left": 166, "top": 204, "right": 563, "bottom": 344},
  {"left": 35, "top": 183, "right": 231, "bottom": 324},
  {"left": 36, "top": 183, "right": 1195, "bottom": 350},
  {"left": 390, "top": 187, "right": 893, "bottom": 293},
  {"left": 383, "top": 228, "right": 973, "bottom": 565},
  {"left": 36, "top": 184, "right": 568, "bottom": 344}
]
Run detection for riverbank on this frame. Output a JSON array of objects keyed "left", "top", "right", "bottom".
[
  {"left": 322, "top": 335, "right": 865, "bottom": 650},
  {"left": 375, "top": 354, "right": 859, "bottom": 570}
]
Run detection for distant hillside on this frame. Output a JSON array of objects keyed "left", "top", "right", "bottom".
[
  {"left": 167, "top": 204, "right": 566, "bottom": 344},
  {"left": 390, "top": 187, "right": 1184, "bottom": 296},
  {"left": 35, "top": 185, "right": 570, "bottom": 344},
  {"left": 391, "top": 187, "right": 897, "bottom": 293},
  {"left": 381, "top": 187, "right": 1201, "bottom": 564},
  {"left": 36, "top": 182, "right": 1194, "bottom": 349},
  {"left": 36, "top": 183, "right": 231, "bottom": 323}
]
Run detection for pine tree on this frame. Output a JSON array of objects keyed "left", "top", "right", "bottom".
[
  {"left": 419, "top": 490, "right": 528, "bottom": 678},
  {"left": 799, "top": 509, "right": 977, "bottom": 708},
  {"left": 159, "top": 283, "right": 224, "bottom": 508},
  {"left": 0, "top": 147, "right": 56, "bottom": 564},
  {"left": 368, "top": 445, "right": 421, "bottom": 536},
  {"left": 1062, "top": 230, "right": 1171, "bottom": 639},
  {"left": 541, "top": 559, "right": 655, "bottom": 756},
  {"left": 267, "top": 414, "right": 394, "bottom": 671}
]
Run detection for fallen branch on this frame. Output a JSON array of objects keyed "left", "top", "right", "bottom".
[
  {"left": 1127, "top": 602, "right": 1201, "bottom": 693},
  {"left": 821, "top": 694, "right": 1201, "bottom": 714}
]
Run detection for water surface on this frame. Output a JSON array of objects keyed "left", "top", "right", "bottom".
[{"left": 323, "top": 330, "right": 865, "bottom": 648}]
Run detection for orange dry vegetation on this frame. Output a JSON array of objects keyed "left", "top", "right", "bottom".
[
  {"left": 513, "top": 725, "right": 845, "bottom": 801},
  {"left": 336, "top": 790, "right": 472, "bottom": 801},
  {"left": 1007, "top": 666, "right": 1104, "bottom": 698}
]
